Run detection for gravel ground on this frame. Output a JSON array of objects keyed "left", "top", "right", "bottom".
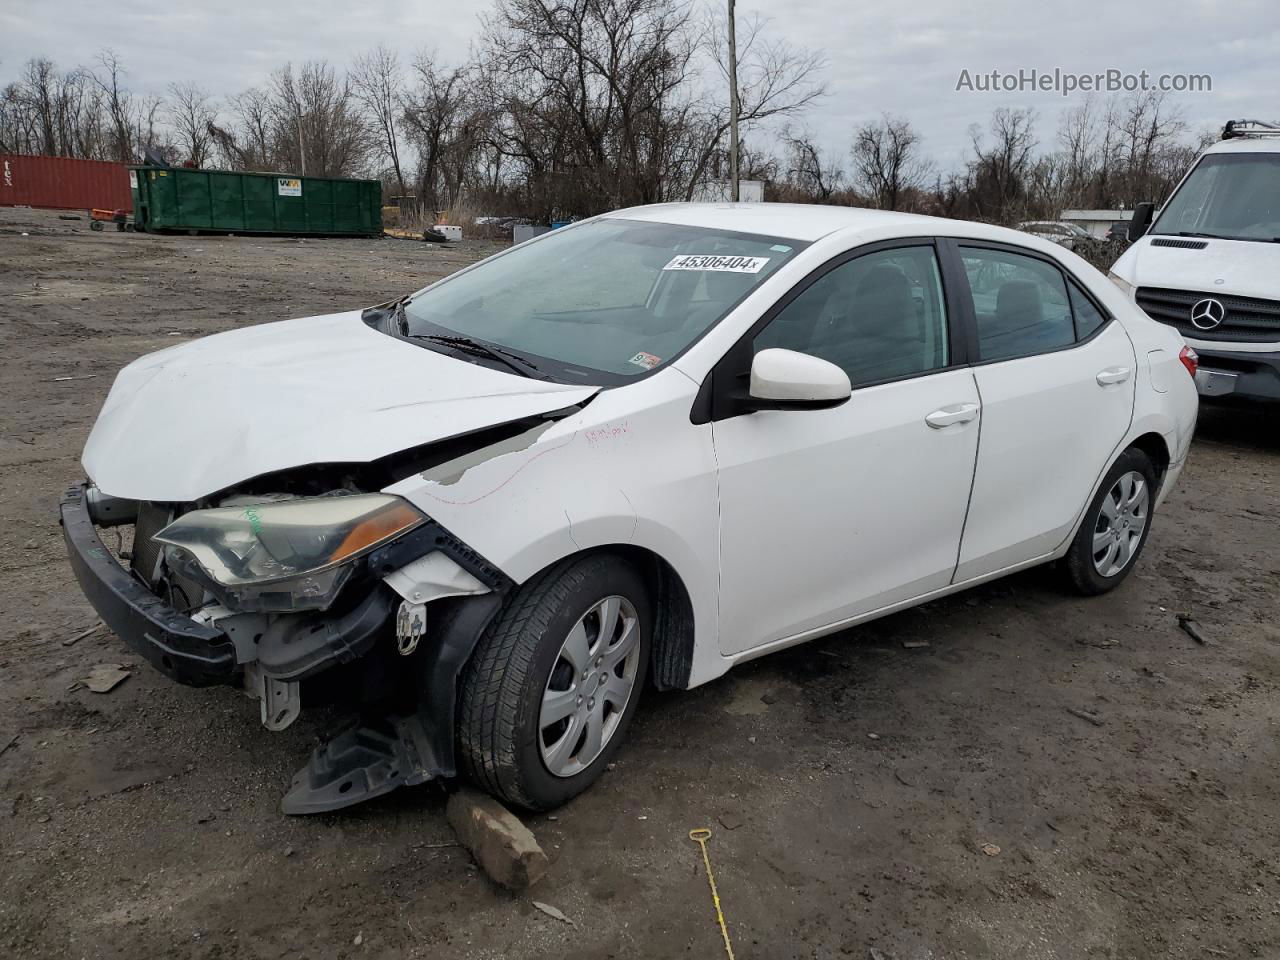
[{"left": 1, "top": 206, "right": 1278, "bottom": 960}]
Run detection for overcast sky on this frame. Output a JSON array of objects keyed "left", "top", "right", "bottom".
[{"left": 3, "top": 0, "right": 1277, "bottom": 173}]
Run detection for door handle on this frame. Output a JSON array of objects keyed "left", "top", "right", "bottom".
[
  {"left": 925, "top": 403, "right": 980, "bottom": 428},
  {"left": 1096, "top": 366, "right": 1131, "bottom": 385}
]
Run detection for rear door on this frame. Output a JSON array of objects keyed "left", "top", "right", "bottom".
[{"left": 947, "top": 241, "right": 1136, "bottom": 581}]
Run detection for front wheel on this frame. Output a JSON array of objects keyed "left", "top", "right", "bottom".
[
  {"left": 457, "top": 554, "right": 650, "bottom": 810},
  {"left": 1063, "top": 447, "right": 1157, "bottom": 595}
]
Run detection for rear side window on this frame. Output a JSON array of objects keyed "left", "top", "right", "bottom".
[
  {"left": 960, "top": 248, "right": 1075, "bottom": 361},
  {"left": 1069, "top": 282, "right": 1107, "bottom": 339}
]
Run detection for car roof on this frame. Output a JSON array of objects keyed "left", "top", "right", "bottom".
[
  {"left": 604, "top": 202, "right": 1029, "bottom": 244},
  {"left": 1203, "top": 137, "right": 1280, "bottom": 156}
]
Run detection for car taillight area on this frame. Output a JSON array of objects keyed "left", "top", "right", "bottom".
[{"left": 1179, "top": 346, "right": 1199, "bottom": 378}]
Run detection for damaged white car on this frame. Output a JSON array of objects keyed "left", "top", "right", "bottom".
[{"left": 61, "top": 204, "right": 1198, "bottom": 813}]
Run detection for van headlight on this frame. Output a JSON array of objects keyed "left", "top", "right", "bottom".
[
  {"left": 1107, "top": 272, "right": 1136, "bottom": 299},
  {"left": 155, "top": 494, "right": 425, "bottom": 612}
]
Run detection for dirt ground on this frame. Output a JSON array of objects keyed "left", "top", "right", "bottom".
[{"left": 1, "top": 206, "right": 1278, "bottom": 960}]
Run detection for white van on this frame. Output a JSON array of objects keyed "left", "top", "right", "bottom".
[{"left": 1110, "top": 119, "right": 1280, "bottom": 403}]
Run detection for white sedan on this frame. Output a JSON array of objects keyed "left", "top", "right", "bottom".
[{"left": 61, "top": 204, "right": 1199, "bottom": 813}]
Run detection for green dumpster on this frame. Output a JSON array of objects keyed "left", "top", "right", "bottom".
[{"left": 128, "top": 166, "right": 382, "bottom": 237}]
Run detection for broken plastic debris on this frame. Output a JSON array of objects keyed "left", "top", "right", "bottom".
[
  {"left": 63, "top": 622, "right": 102, "bottom": 647},
  {"left": 83, "top": 663, "right": 130, "bottom": 693},
  {"left": 532, "top": 901, "right": 575, "bottom": 926}
]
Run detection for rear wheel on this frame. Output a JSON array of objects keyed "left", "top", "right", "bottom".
[
  {"left": 457, "top": 554, "right": 649, "bottom": 810},
  {"left": 1063, "top": 448, "right": 1157, "bottom": 595}
]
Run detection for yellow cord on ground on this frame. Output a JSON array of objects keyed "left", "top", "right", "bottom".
[{"left": 689, "top": 828, "right": 736, "bottom": 960}]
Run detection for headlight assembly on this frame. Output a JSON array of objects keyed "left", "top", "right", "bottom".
[
  {"left": 1107, "top": 271, "right": 1136, "bottom": 299},
  {"left": 155, "top": 494, "right": 425, "bottom": 612}
]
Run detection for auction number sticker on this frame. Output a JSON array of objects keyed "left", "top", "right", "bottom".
[
  {"left": 663, "top": 254, "right": 769, "bottom": 273},
  {"left": 278, "top": 178, "right": 302, "bottom": 197}
]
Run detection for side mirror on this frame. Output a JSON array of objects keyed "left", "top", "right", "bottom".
[
  {"left": 1129, "top": 202, "right": 1155, "bottom": 241},
  {"left": 748, "top": 348, "right": 851, "bottom": 409}
]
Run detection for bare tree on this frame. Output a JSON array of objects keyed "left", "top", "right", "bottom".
[
  {"left": 687, "top": 10, "right": 827, "bottom": 198},
  {"left": 965, "top": 107, "right": 1037, "bottom": 222},
  {"left": 270, "top": 61, "right": 372, "bottom": 177},
  {"left": 166, "top": 82, "right": 215, "bottom": 165},
  {"left": 782, "top": 128, "right": 842, "bottom": 201},
  {"left": 1057, "top": 94, "right": 1101, "bottom": 200},
  {"left": 351, "top": 45, "right": 408, "bottom": 197},
  {"left": 91, "top": 50, "right": 140, "bottom": 162},
  {"left": 483, "top": 0, "right": 704, "bottom": 212},
  {"left": 851, "top": 113, "right": 931, "bottom": 210},
  {"left": 402, "top": 53, "right": 478, "bottom": 213},
  {"left": 222, "top": 87, "right": 274, "bottom": 169}
]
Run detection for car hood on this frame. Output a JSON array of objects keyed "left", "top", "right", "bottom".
[
  {"left": 1114, "top": 235, "right": 1280, "bottom": 300},
  {"left": 83, "top": 310, "right": 599, "bottom": 502}
]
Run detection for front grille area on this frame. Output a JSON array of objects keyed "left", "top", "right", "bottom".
[
  {"left": 127, "top": 502, "right": 207, "bottom": 613},
  {"left": 129, "top": 503, "right": 171, "bottom": 585},
  {"left": 1135, "top": 286, "right": 1280, "bottom": 343}
]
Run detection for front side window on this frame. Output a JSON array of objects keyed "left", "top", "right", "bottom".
[
  {"left": 400, "top": 218, "right": 803, "bottom": 383},
  {"left": 1153, "top": 152, "right": 1280, "bottom": 242},
  {"left": 961, "top": 248, "right": 1075, "bottom": 361},
  {"left": 753, "top": 246, "right": 950, "bottom": 387}
]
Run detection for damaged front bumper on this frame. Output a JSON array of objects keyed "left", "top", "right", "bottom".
[
  {"left": 59, "top": 482, "right": 511, "bottom": 815},
  {"left": 60, "top": 484, "right": 239, "bottom": 686}
]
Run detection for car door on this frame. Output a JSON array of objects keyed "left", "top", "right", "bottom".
[
  {"left": 947, "top": 241, "right": 1136, "bottom": 582},
  {"left": 708, "top": 241, "right": 982, "bottom": 655}
]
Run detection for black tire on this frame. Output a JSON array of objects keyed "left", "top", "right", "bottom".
[
  {"left": 457, "top": 554, "right": 650, "bottom": 810},
  {"left": 1063, "top": 447, "right": 1158, "bottom": 595}
]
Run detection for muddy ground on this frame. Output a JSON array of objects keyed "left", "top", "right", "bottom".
[{"left": 1, "top": 206, "right": 1277, "bottom": 960}]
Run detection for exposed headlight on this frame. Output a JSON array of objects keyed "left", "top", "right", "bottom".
[
  {"left": 1107, "top": 271, "right": 1135, "bottom": 299},
  {"left": 155, "top": 494, "right": 425, "bottom": 612}
]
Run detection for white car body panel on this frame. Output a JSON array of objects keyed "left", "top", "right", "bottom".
[
  {"left": 384, "top": 369, "right": 726, "bottom": 683},
  {"left": 955, "top": 321, "right": 1136, "bottom": 581},
  {"left": 714, "top": 368, "right": 981, "bottom": 653},
  {"left": 81, "top": 311, "right": 597, "bottom": 502},
  {"left": 80, "top": 203, "right": 1199, "bottom": 692}
]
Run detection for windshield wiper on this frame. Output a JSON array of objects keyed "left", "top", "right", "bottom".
[
  {"left": 1164, "top": 230, "right": 1270, "bottom": 243},
  {"left": 412, "top": 334, "right": 542, "bottom": 378}
]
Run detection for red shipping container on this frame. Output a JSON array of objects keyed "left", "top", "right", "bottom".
[{"left": 0, "top": 154, "right": 133, "bottom": 213}]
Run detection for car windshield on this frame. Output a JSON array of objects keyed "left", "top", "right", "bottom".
[
  {"left": 400, "top": 218, "right": 804, "bottom": 383},
  {"left": 1153, "top": 152, "right": 1280, "bottom": 242}
]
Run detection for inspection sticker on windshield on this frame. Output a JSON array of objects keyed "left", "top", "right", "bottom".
[
  {"left": 663, "top": 254, "right": 769, "bottom": 273},
  {"left": 628, "top": 351, "right": 662, "bottom": 370}
]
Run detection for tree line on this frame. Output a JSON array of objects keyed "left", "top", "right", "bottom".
[{"left": 0, "top": 0, "right": 1212, "bottom": 227}]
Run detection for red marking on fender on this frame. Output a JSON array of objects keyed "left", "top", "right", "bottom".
[{"left": 417, "top": 432, "right": 577, "bottom": 506}]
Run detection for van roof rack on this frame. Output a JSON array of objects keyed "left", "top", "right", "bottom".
[{"left": 1221, "top": 119, "right": 1280, "bottom": 140}]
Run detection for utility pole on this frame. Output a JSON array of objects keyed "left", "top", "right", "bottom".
[
  {"left": 296, "top": 108, "right": 307, "bottom": 176},
  {"left": 727, "top": 0, "right": 739, "bottom": 202}
]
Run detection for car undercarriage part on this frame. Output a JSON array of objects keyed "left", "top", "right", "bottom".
[
  {"left": 280, "top": 591, "right": 506, "bottom": 814},
  {"left": 244, "top": 662, "right": 301, "bottom": 731}
]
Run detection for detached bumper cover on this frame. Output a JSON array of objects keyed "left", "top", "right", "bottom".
[{"left": 59, "top": 484, "right": 238, "bottom": 686}]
